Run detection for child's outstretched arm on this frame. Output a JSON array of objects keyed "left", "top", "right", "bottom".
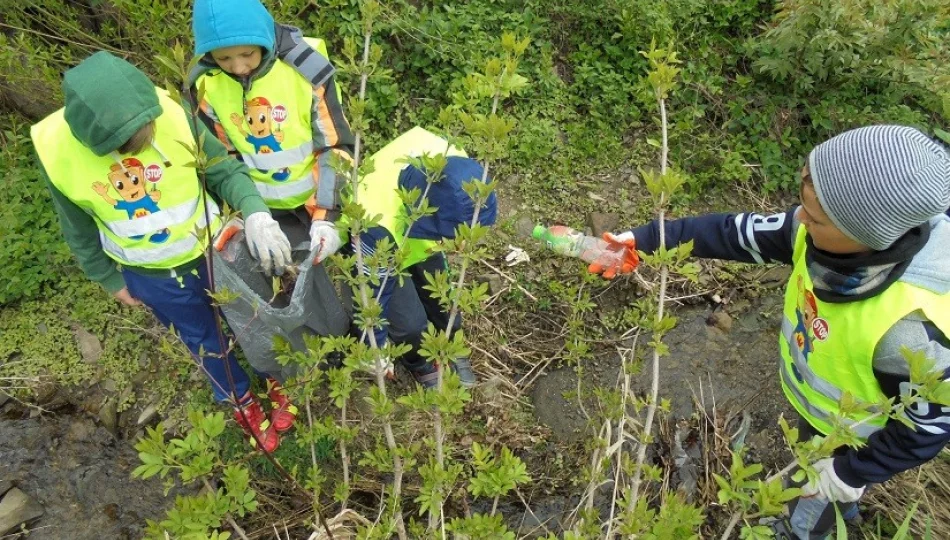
[{"left": 625, "top": 208, "right": 799, "bottom": 264}]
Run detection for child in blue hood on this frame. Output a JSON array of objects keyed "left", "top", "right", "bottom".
[{"left": 190, "top": 0, "right": 475, "bottom": 391}]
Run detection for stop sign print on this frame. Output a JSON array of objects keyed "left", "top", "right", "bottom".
[
  {"left": 272, "top": 104, "right": 288, "bottom": 123},
  {"left": 145, "top": 163, "right": 163, "bottom": 183}
]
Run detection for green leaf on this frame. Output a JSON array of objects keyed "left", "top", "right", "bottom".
[
  {"left": 892, "top": 501, "right": 919, "bottom": 540},
  {"left": 834, "top": 504, "right": 848, "bottom": 540}
]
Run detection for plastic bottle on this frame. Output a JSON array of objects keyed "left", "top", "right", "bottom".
[{"left": 532, "top": 224, "right": 620, "bottom": 265}]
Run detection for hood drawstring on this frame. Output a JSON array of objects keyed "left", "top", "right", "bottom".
[
  {"left": 151, "top": 141, "right": 173, "bottom": 168},
  {"left": 110, "top": 151, "right": 130, "bottom": 173}
]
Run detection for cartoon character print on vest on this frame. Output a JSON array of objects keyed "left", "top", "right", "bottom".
[
  {"left": 230, "top": 96, "right": 291, "bottom": 182},
  {"left": 790, "top": 275, "right": 831, "bottom": 383},
  {"left": 91, "top": 157, "right": 170, "bottom": 243}
]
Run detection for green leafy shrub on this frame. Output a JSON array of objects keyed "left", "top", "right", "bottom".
[{"left": 0, "top": 118, "right": 74, "bottom": 305}]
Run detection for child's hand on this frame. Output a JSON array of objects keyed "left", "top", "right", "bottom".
[
  {"left": 588, "top": 232, "right": 639, "bottom": 279},
  {"left": 230, "top": 112, "right": 244, "bottom": 127},
  {"left": 113, "top": 287, "right": 142, "bottom": 307},
  {"left": 92, "top": 182, "right": 109, "bottom": 196},
  {"left": 149, "top": 190, "right": 162, "bottom": 202},
  {"left": 274, "top": 130, "right": 285, "bottom": 144}
]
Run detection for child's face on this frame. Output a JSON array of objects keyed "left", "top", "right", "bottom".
[
  {"left": 211, "top": 45, "right": 262, "bottom": 78},
  {"left": 796, "top": 166, "right": 869, "bottom": 255}
]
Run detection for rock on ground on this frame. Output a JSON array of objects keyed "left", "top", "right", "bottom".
[{"left": 0, "top": 488, "right": 44, "bottom": 536}]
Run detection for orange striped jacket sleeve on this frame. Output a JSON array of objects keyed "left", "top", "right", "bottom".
[{"left": 304, "top": 75, "right": 355, "bottom": 222}]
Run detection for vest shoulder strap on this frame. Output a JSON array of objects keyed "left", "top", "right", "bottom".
[{"left": 274, "top": 24, "right": 334, "bottom": 88}]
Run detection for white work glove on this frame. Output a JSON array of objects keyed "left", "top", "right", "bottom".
[
  {"left": 309, "top": 219, "right": 342, "bottom": 263},
  {"left": 604, "top": 230, "right": 635, "bottom": 244},
  {"left": 358, "top": 354, "right": 394, "bottom": 379},
  {"left": 244, "top": 212, "right": 292, "bottom": 275},
  {"left": 801, "top": 458, "right": 865, "bottom": 503}
]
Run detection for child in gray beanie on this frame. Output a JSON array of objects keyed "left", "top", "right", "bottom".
[
  {"left": 598, "top": 125, "right": 950, "bottom": 539},
  {"left": 808, "top": 125, "right": 950, "bottom": 251}
]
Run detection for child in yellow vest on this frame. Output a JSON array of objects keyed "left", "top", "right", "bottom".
[
  {"left": 32, "top": 52, "right": 294, "bottom": 452},
  {"left": 189, "top": 0, "right": 475, "bottom": 390},
  {"left": 599, "top": 125, "right": 950, "bottom": 538}
]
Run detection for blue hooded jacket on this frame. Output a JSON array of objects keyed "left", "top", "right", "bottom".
[
  {"left": 398, "top": 156, "right": 498, "bottom": 240},
  {"left": 193, "top": 0, "right": 275, "bottom": 58}
]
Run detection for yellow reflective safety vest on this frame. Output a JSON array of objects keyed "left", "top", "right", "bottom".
[
  {"left": 355, "top": 126, "right": 467, "bottom": 268},
  {"left": 779, "top": 225, "right": 950, "bottom": 439},
  {"left": 31, "top": 90, "right": 221, "bottom": 269},
  {"left": 198, "top": 38, "right": 333, "bottom": 210}
]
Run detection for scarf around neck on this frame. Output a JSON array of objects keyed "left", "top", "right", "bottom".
[{"left": 806, "top": 224, "right": 930, "bottom": 303}]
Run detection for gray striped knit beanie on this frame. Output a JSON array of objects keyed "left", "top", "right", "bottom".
[{"left": 808, "top": 125, "right": 950, "bottom": 251}]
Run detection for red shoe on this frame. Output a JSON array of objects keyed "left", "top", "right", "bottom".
[
  {"left": 233, "top": 397, "right": 280, "bottom": 453},
  {"left": 267, "top": 379, "right": 298, "bottom": 433}
]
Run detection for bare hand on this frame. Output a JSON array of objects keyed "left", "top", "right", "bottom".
[
  {"left": 230, "top": 112, "right": 244, "bottom": 127},
  {"left": 149, "top": 189, "right": 162, "bottom": 202},
  {"left": 274, "top": 130, "right": 285, "bottom": 144},
  {"left": 114, "top": 287, "right": 142, "bottom": 307}
]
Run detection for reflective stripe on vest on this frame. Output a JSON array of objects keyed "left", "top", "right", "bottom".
[
  {"left": 779, "top": 366, "right": 881, "bottom": 439},
  {"left": 780, "top": 317, "right": 846, "bottom": 404},
  {"left": 241, "top": 140, "right": 314, "bottom": 170},
  {"left": 253, "top": 171, "right": 318, "bottom": 201},
  {"left": 100, "top": 204, "right": 220, "bottom": 265},
  {"left": 105, "top": 198, "right": 200, "bottom": 238},
  {"left": 198, "top": 38, "right": 333, "bottom": 210},
  {"left": 778, "top": 225, "right": 950, "bottom": 439},
  {"left": 31, "top": 89, "right": 221, "bottom": 269},
  {"left": 354, "top": 126, "right": 468, "bottom": 268}
]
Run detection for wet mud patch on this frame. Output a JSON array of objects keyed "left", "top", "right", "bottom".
[
  {"left": 0, "top": 408, "right": 175, "bottom": 539},
  {"left": 530, "top": 292, "right": 796, "bottom": 467}
]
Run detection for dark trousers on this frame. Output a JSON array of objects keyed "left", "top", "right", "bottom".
[
  {"left": 387, "top": 252, "right": 462, "bottom": 370},
  {"left": 123, "top": 261, "right": 252, "bottom": 403},
  {"left": 343, "top": 227, "right": 459, "bottom": 371}
]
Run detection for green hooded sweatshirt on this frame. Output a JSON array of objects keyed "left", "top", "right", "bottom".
[{"left": 40, "top": 52, "right": 269, "bottom": 293}]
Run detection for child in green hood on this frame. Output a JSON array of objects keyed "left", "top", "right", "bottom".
[{"left": 31, "top": 51, "right": 292, "bottom": 453}]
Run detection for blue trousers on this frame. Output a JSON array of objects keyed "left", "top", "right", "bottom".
[{"left": 123, "top": 260, "right": 252, "bottom": 403}]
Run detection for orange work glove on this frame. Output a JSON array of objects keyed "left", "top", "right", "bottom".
[
  {"left": 214, "top": 217, "right": 245, "bottom": 252},
  {"left": 587, "top": 232, "right": 639, "bottom": 279}
]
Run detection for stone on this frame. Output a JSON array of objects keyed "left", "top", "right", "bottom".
[
  {"left": 513, "top": 215, "right": 536, "bottom": 239},
  {"left": 98, "top": 397, "right": 118, "bottom": 435},
  {"left": 588, "top": 212, "right": 619, "bottom": 237},
  {"left": 137, "top": 402, "right": 159, "bottom": 426},
  {"left": 73, "top": 326, "right": 103, "bottom": 364},
  {"left": 35, "top": 323, "right": 48, "bottom": 335},
  {"left": 0, "top": 392, "right": 9, "bottom": 409},
  {"left": 0, "top": 488, "right": 45, "bottom": 536},
  {"left": 706, "top": 310, "right": 733, "bottom": 333},
  {"left": 759, "top": 265, "right": 793, "bottom": 287}
]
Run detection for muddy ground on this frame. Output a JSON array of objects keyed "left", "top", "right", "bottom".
[
  {"left": 0, "top": 404, "right": 178, "bottom": 539},
  {"left": 0, "top": 288, "right": 796, "bottom": 538},
  {"left": 531, "top": 292, "right": 794, "bottom": 457}
]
